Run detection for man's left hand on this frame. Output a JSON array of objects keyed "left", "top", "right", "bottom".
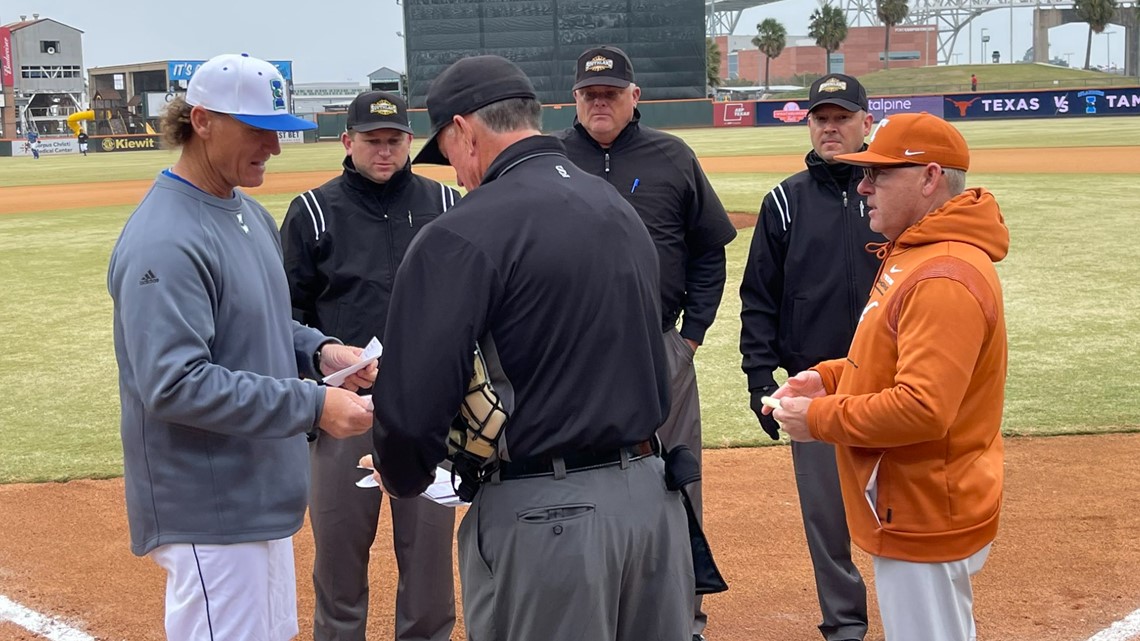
[
  {"left": 320, "top": 344, "right": 378, "bottom": 391},
  {"left": 773, "top": 396, "right": 816, "bottom": 443},
  {"left": 684, "top": 338, "right": 699, "bottom": 354}
]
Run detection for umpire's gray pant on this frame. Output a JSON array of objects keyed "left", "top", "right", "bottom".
[
  {"left": 460, "top": 455, "right": 694, "bottom": 641},
  {"left": 792, "top": 440, "right": 868, "bottom": 641},
  {"left": 309, "top": 430, "right": 456, "bottom": 641},
  {"left": 657, "top": 327, "right": 707, "bottom": 636}
]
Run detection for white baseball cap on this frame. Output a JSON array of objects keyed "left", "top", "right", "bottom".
[{"left": 185, "top": 53, "right": 315, "bottom": 132}]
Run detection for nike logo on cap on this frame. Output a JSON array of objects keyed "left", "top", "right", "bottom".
[{"left": 903, "top": 149, "right": 925, "bottom": 156}]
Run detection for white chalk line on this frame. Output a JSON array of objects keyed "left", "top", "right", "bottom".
[{"left": 0, "top": 594, "right": 95, "bottom": 641}]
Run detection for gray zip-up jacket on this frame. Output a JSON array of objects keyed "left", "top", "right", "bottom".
[{"left": 108, "top": 172, "right": 330, "bottom": 556}]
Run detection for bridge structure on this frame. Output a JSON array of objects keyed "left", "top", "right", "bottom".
[{"left": 707, "top": 0, "right": 1138, "bottom": 74}]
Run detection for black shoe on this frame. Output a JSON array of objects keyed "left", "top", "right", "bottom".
[{"left": 693, "top": 635, "right": 706, "bottom": 641}]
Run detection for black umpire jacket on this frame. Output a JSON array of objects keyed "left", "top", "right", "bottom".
[
  {"left": 739, "top": 148, "right": 885, "bottom": 392},
  {"left": 556, "top": 111, "right": 737, "bottom": 344},
  {"left": 279, "top": 156, "right": 460, "bottom": 347},
  {"left": 372, "top": 135, "right": 670, "bottom": 498}
]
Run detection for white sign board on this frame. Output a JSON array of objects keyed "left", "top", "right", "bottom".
[
  {"left": 278, "top": 130, "right": 306, "bottom": 144},
  {"left": 11, "top": 137, "right": 79, "bottom": 156}
]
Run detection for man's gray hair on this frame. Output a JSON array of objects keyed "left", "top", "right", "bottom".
[
  {"left": 473, "top": 97, "right": 542, "bottom": 133},
  {"left": 944, "top": 168, "right": 966, "bottom": 195}
]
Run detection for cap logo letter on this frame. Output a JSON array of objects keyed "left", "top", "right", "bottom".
[
  {"left": 818, "top": 77, "right": 847, "bottom": 93},
  {"left": 371, "top": 99, "right": 398, "bottom": 116},
  {"left": 869, "top": 117, "right": 889, "bottom": 142},
  {"left": 585, "top": 56, "right": 614, "bottom": 73},
  {"left": 270, "top": 79, "right": 286, "bottom": 111}
]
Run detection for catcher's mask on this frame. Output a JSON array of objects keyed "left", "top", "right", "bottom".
[{"left": 447, "top": 343, "right": 508, "bottom": 498}]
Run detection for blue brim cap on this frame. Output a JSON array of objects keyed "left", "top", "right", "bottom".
[{"left": 233, "top": 113, "right": 317, "bottom": 132}]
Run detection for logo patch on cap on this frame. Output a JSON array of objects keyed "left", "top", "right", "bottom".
[
  {"left": 370, "top": 99, "right": 398, "bottom": 116},
  {"left": 818, "top": 77, "right": 847, "bottom": 93},
  {"left": 585, "top": 56, "right": 614, "bottom": 72},
  {"left": 271, "top": 79, "right": 286, "bottom": 111}
]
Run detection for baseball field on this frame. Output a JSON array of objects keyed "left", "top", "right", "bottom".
[{"left": 1, "top": 117, "right": 1138, "bottom": 640}]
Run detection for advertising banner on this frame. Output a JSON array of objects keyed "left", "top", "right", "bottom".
[
  {"left": 868, "top": 95, "right": 944, "bottom": 119},
  {"left": 713, "top": 101, "right": 755, "bottom": 127},
  {"left": 943, "top": 87, "right": 1140, "bottom": 120},
  {"left": 0, "top": 27, "right": 13, "bottom": 87},
  {"left": 278, "top": 130, "right": 305, "bottom": 144},
  {"left": 11, "top": 137, "right": 79, "bottom": 156},
  {"left": 753, "top": 99, "right": 811, "bottom": 126},
  {"left": 756, "top": 95, "right": 944, "bottom": 126},
  {"left": 168, "top": 60, "right": 293, "bottom": 83},
  {"left": 93, "top": 135, "right": 162, "bottom": 153}
]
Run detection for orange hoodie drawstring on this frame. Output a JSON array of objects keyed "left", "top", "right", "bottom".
[{"left": 865, "top": 241, "right": 893, "bottom": 298}]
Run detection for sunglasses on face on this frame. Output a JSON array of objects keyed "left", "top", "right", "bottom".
[{"left": 862, "top": 165, "right": 944, "bottom": 185}]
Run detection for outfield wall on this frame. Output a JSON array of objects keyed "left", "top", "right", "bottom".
[{"left": 316, "top": 99, "right": 715, "bottom": 140}]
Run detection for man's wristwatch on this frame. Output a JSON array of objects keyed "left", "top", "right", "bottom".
[{"left": 313, "top": 343, "right": 329, "bottom": 375}]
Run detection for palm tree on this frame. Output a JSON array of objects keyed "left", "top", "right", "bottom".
[
  {"left": 808, "top": 3, "right": 849, "bottom": 74},
  {"left": 706, "top": 38, "right": 722, "bottom": 91},
  {"left": 752, "top": 19, "right": 788, "bottom": 92},
  {"left": 1074, "top": 0, "right": 1117, "bottom": 69},
  {"left": 877, "top": 0, "right": 909, "bottom": 69}
]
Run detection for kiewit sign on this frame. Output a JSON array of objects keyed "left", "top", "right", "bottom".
[{"left": 93, "top": 135, "right": 162, "bottom": 152}]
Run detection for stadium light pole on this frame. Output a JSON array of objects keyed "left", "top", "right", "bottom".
[
  {"left": 980, "top": 28, "right": 990, "bottom": 64},
  {"left": 1104, "top": 30, "right": 1116, "bottom": 70}
]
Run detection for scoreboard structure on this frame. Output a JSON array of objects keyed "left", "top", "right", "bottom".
[{"left": 403, "top": 0, "right": 707, "bottom": 108}]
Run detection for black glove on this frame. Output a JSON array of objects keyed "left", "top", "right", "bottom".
[{"left": 750, "top": 385, "right": 781, "bottom": 441}]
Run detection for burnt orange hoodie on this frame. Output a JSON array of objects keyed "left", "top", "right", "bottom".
[{"left": 808, "top": 187, "right": 1009, "bottom": 563}]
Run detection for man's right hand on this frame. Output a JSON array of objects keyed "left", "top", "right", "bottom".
[
  {"left": 750, "top": 385, "right": 782, "bottom": 441},
  {"left": 318, "top": 387, "right": 373, "bottom": 439}
]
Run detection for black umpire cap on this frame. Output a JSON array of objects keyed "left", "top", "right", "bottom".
[
  {"left": 807, "top": 74, "right": 869, "bottom": 113},
  {"left": 573, "top": 45, "right": 635, "bottom": 91},
  {"left": 412, "top": 55, "right": 538, "bottom": 166},
  {"left": 347, "top": 91, "right": 413, "bottom": 134}
]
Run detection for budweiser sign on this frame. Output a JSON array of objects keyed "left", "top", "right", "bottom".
[{"left": 0, "top": 27, "right": 13, "bottom": 87}]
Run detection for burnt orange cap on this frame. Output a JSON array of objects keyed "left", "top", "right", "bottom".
[{"left": 836, "top": 112, "right": 970, "bottom": 171}]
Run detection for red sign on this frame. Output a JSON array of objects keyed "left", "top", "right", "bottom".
[
  {"left": 713, "top": 101, "right": 755, "bottom": 127},
  {"left": 0, "top": 27, "right": 13, "bottom": 87},
  {"left": 773, "top": 101, "right": 809, "bottom": 124}
]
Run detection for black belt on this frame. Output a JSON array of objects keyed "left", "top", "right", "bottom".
[{"left": 497, "top": 439, "right": 658, "bottom": 481}]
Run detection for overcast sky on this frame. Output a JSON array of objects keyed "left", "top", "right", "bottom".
[{"left": 5, "top": 0, "right": 1126, "bottom": 85}]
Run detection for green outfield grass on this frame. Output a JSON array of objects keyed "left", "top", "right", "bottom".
[
  {"left": 2, "top": 118, "right": 1138, "bottom": 190},
  {"left": 1, "top": 119, "right": 1138, "bottom": 482}
]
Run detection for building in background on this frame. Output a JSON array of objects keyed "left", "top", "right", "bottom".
[
  {"left": 368, "top": 66, "right": 403, "bottom": 96},
  {"left": 716, "top": 25, "right": 937, "bottom": 88},
  {"left": 292, "top": 82, "right": 368, "bottom": 115},
  {"left": 0, "top": 15, "right": 85, "bottom": 139}
]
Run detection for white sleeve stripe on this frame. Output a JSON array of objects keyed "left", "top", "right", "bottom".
[
  {"left": 300, "top": 191, "right": 321, "bottom": 241},
  {"left": 440, "top": 184, "right": 449, "bottom": 213},
  {"left": 449, "top": 188, "right": 455, "bottom": 207},
  {"left": 770, "top": 184, "right": 791, "bottom": 232},
  {"left": 309, "top": 190, "right": 327, "bottom": 233}
]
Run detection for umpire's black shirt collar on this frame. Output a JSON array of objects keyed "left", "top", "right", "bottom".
[{"left": 481, "top": 135, "right": 569, "bottom": 186}]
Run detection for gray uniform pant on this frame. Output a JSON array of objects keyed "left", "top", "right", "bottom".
[
  {"left": 873, "top": 544, "right": 992, "bottom": 641},
  {"left": 657, "top": 327, "right": 707, "bottom": 636},
  {"left": 310, "top": 430, "right": 456, "bottom": 641},
  {"left": 792, "top": 440, "right": 868, "bottom": 641},
  {"left": 459, "top": 455, "right": 694, "bottom": 641}
]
